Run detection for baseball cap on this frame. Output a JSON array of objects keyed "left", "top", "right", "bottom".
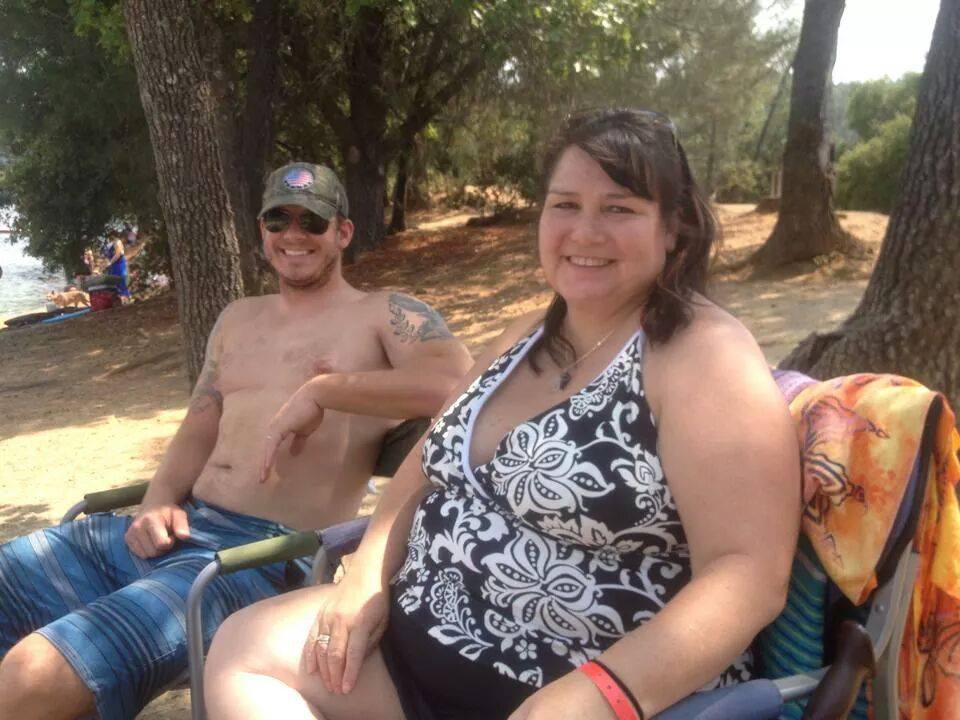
[{"left": 259, "top": 162, "right": 349, "bottom": 219}]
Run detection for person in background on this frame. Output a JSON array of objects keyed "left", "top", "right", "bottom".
[
  {"left": 123, "top": 223, "right": 138, "bottom": 247},
  {"left": 81, "top": 247, "right": 95, "bottom": 275},
  {"left": 103, "top": 230, "right": 131, "bottom": 301}
]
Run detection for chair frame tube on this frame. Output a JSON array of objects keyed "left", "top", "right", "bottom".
[{"left": 186, "top": 560, "right": 221, "bottom": 720}]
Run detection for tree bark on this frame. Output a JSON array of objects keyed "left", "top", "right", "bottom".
[
  {"left": 317, "top": 3, "right": 487, "bottom": 259},
  {"left": 754, "top": 67, "right": 791, "bottom": 162},
  {"left": 123, "top": 0, "right": 244, "bottom": 385},
  {"left": 388, "top": 147, "right": 411, "bottom": 234},
  {"left": 407, "top": 138, "right": 431, "bottom": 211},
  {"left": 235, "top": 0, "right": 282, "bottom": 295},
  {"left": 198, "top": 0, "right": 279, "bottom": 296},
  {"left": 705, "top": 115, "right": 718, "bottom": 194},
  {"left": 343, "top": 142, "right": 388, "bottom": 262},
  {"left": 780, "top": 0, "right": 960, "bottom": 411},
  {"left": 754, "top": 0, "right": 857, "bottom": 268}
]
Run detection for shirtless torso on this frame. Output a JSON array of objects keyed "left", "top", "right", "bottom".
[
  {"left": 194, "top": 291, "right": 400, "bottom": 529},
  {"left": 120, "top": 188, "right": 473, "bottom": 560},
  {"left": 127, "top": 279, "right": 471, "bottom": 560}
]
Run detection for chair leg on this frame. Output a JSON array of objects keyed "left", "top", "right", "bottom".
[
  {"left": 869, "top": 551, "right": 921, "bottom": 720},
  {"left": 187, "top": 560, "right": 221, "bottom": 720},
  {"left": 872, "top": 606, "right": 910, "bottom": 720}
]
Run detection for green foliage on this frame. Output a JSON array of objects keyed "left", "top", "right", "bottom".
[
  {"left": 714, "top": 159, "right": 766, "bottom": 203},
  {"left": 835, "top": 112, "right": 912, "bottom": 212},
  {"left": 846, "top": 73, "right": 920, "bottom": 141},
  {"left": 433, "top": 0, "right": 796, "bottom": 205},
  {"left": 0, "top": 0, "right": 164, "bottom": 273},
  {"left": 648, "top": 1, "right": 797, "bottom": 195},
  {"left": 71, "top": 0, "right": 128, "bottom": 58},
  {"left": 0, "top": 0, "right": 805, "bottom": 269}
]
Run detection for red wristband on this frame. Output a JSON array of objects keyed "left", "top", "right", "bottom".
[{"left": 578, "top": 660, "right": 642, "bottom": 720}]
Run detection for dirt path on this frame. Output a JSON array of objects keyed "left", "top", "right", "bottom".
[{"left": 0, "top": 205, "right": 887, "bottom": 718}]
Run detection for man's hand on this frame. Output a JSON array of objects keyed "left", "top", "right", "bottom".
[
  {"left": 260, "top": 380, "right": 327, "bottom": 483},
  {"left": 124, "top": 504, "right": 191, "bottom": 558}
]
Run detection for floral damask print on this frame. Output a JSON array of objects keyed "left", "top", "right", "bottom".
[
  {"left": 492, "top": 661, "right": 544, "bottom": 688},
  {"left": 425, "top": 567, "right": 494, "bottom": 660},
  {"left": 396, "top": 503, "right": 429, "bottom": 575},
  {"left": 569, "top": 363, "right": 627, "bottom": 419},
  {"left": 536, "top": 516, "right": 643, "bottom": 571},
  {"left": 428, "top": 493, "right": 510, "bottom": 572},
  {"left": 490, "top": 410, "right": 612, "bottom": 516},
  {"left": 392, "top": 328, "right": 752, "bottom": 687},
  {"left": 481, "top": 529, "right": 626, "bottom": 645}
]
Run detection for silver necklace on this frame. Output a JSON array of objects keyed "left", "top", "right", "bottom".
[{"left": 554, "top": 325, "right": 621, "bottom": 391}]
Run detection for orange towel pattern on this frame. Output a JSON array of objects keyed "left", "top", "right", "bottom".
[{"left": 789, "top": 374, "right": 960, "bottom": 719}]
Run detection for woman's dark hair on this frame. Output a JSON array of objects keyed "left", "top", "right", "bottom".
[{"left": 529, "top": 107, "right": 718, "bottom": 374}]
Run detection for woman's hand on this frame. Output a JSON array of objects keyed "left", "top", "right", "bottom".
[
  {"left": 303, "top": 577, "right": 389, "bottom": 695},
  {"left": 260, "top": 378, "right": 327, "bottom": 483},
  {"left": 508, "top": 670, "right": 619, "bottom": 720}
]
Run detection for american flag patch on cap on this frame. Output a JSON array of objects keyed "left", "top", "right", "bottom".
[{"left": 283, "top": 168, "right": 315, "bottom": 189}]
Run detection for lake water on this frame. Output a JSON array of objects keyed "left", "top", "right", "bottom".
[{"left": 0, "top": 239, "right": 66, "bottom": 319}]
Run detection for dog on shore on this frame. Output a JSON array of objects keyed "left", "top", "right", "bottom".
[{"left": 47, "top": 288, "right": 90, "bottom": 309}]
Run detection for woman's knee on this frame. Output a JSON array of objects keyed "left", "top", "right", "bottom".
[{"left": 208, "top": 585, "right": 330, "bottom": 678}]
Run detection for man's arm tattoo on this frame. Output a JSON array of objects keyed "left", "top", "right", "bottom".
[
  {"left": 190, "top": 358, "right": 223, "bottom": 413},
  {"left": 189, "top": 311, "right": 227, "bottom": 413},
  {"left": 388, "top": 293, "right": 454, "bottom": 343}
]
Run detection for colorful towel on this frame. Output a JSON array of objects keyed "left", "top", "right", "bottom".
[{"left": 789, "top": 374, "right": 960, "bottom": 719}]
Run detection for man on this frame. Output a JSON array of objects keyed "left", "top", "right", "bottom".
[{"left": 0, "top": 162, "right": 473, "bottom": 720}]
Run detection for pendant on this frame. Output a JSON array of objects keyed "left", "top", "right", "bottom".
[{"left": 555, "top": 371, "right": 571, "bottom": 391}]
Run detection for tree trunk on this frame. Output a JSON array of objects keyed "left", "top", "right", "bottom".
[
  {"left": 754, "top": 67, "right": 791, "bottom": 162},
  {"left": 705, "top": 115, "right": 718, "bottom": 194},
  {"left": 236, "top": 0, "right": 282, "bottom": 295},
  {"left": 780, "top": 0, "right": 960, "bottom": 411},
  {"left": 123, "top": 0, "right": 244, "bottom": 385},
  {"left": 754, "top": 0, "right": 857, "bottom": 268},
  {"left": 343, "top": 143, "right": 387, "bottom": 262},
  {"left": 407, "top": 137, "right": 431, "bottom": 211},
  {"left": 388, "top": 148, "right": 410, "bottom": 234},
  {"left": 198, "top": 0, "right": 278, "bottom": 297}
]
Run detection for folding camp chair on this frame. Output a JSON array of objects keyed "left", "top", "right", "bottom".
[
  {"left": 60, "top": 417, "right": 429, "bottom": 720},
  {"left": 171, "top": 371, "right": 940, "bottom": 720},
  {"left": 653, "top": 397, "right": 937, "bottom": 719}
]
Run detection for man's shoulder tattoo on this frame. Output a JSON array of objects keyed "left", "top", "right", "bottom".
[
  {"left": 190, "top": 357, "right": 223, "bottom": 413},
  {"left": 388, "top": 293, "right": 454, "bottom": 343}
]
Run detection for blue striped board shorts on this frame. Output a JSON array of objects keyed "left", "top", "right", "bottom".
[{"left": 0, "top": 497, "right": 311, "bottom": 719}]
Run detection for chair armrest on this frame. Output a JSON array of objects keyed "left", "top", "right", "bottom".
[
  {"left": 653, "top": 679, "right": 783, "bottom": 720},
  {"left": 372, "top": 418, "right": 431, "bottom": 476},
  {"left": 213, "top": 515, "right": 370, "bottom": 578},
  {"left": 82, "top": 482, "right": 150, "bottom": 514},
  {"left": 317, "top": 517, "right": 372, "bottom": 566},
  {"left": 800, "top": 621, "right": 875, "bottom": 720},
  {"left": 216, "top": 531, "right": 321, "bottom": 575}
]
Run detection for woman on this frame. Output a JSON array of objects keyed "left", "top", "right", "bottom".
[
  {"left": 103, "top": 230, "right": 130, "bottom": 300},
  {"left": 205, "top": 108, "right": 800, "bottom": 720}
]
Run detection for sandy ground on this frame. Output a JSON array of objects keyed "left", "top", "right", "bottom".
[{"left": 0, "top": 205, "right": 888, "bottom": 718}]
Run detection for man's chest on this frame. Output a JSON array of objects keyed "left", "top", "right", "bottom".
[{"left": 217, "top": 320, "right": 386, "bottom": 394}]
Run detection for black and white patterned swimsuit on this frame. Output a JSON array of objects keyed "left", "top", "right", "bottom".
[{"left": 388, "top": 326, "right": 751, "bottom": 704}]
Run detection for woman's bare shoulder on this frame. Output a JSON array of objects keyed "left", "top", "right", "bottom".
[
  {"left": 645, "top": 296, "right": 773, "bottom": 412},
  {"left": 664, "top": 297, "right": 763, "bottom": 364}
]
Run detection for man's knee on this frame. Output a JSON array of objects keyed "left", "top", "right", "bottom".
[{"left": 0, "top": 634, "right": 94, "bottom": 719}]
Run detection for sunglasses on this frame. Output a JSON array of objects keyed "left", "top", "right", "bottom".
[{"left": 262, "top": 208, "right": 331, "bottom": 235}]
